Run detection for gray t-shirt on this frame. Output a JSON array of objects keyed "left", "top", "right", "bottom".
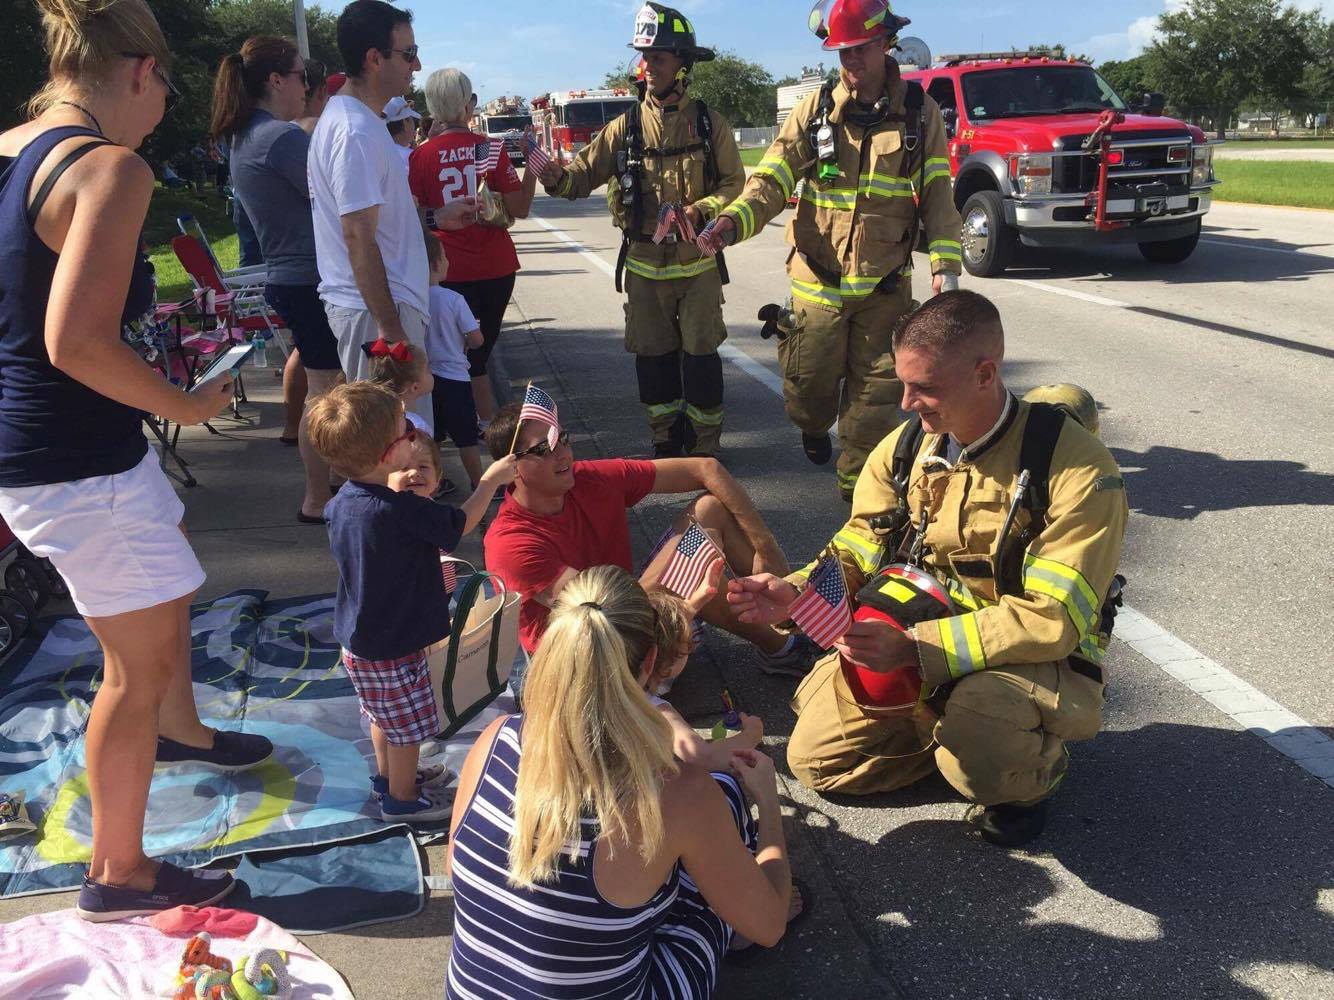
[{"left": 230, "top": 110, "right": 317, "bottom": 286}]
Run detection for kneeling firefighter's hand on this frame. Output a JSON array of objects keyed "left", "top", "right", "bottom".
[
  {"left": 726, "top": 573, "right": 798, "bottom": 626},
  {"left": 833, "top": 618, "right": 919, "bottom": 674},
  {"left": 700, "top": 215, "right": 735, "bottom": 253}
]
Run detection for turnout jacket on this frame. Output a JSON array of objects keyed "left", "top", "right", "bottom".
[
  {"left": 789, "top": 399, "right": 1128, "bottom": 690},
  {"left": 548, "top": 94, "right": 745, "bottom": 282},
  {"left": 721, "top": 64, "right": 962, "bottom": 309}
]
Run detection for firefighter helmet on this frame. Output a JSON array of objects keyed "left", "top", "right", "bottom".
[
  {"left": 1023, "top": 384, "right": 1100, "bottom": 437},
  {"left": 808, "top": 0, "right": 910, "bottom": 50},
  {"left": 841, "top": 564, "right": 953, "bottom": 715},
  {"left": 630, "top": 3, "right": 715, "bottom": 62}
]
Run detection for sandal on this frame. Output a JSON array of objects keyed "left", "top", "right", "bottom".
[{"left": 726, "top": 877, "right": 812, "bottom": 964}]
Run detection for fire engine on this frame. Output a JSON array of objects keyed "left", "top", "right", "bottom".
[
  {"left": 530, "top": 88, "right": 639, "bottom": 165},
  {"left": 899, "top": 45, "right": 1218, "bottom": 276},
  {"left": 477, "top": 96, "right": 532, "bottom": 166}
]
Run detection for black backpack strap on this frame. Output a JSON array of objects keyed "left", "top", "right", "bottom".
[
  {"left": 27, "top": 138, "right": 114, "bottom": 227},
  {"left": 891, "top": 413, "right": 925, "bottom": 501},
  {"left": 615, "top": 103, "right": 646, "bottom": 294},
  {"left": 692, "top": 99, "right": 730, "bottom": 286},
  {"left": 1018, "top": 402, "right": 1067, "bottom": 522},
  {"left": 875, "top": 82, "right": 927, "bottom": 296}
]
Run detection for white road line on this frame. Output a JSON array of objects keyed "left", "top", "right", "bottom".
[
  {"left": 1003, "top": 278, "right": 1130, "bottom": 309},
  {"left": 525, "top": 211, "right": 1333, "bottom": 790}
]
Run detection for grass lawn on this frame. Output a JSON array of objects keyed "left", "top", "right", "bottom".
[
  {"left": 1216, "top": 136, "right": 1334, "bottom": 149},
  {"left": 1211, "top": 159, "right": 1334, "bottom": 210},
  {"left": 739, "top": 147, "right": 765, "bottom": 167},
  {"left": 145, "top": 187, "right": 239, "bottom": 302}
]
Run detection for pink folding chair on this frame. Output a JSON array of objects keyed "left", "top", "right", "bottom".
[{"left": 171, "top": 235, "right": 291, "bottom": 360}]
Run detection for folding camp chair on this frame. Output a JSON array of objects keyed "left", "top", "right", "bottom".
[
  {"left": 176, "top": 213, "right": 267, "bottom": 290},
  {"left": 171, "top": 234, "right": 291, "bottom": 363}
]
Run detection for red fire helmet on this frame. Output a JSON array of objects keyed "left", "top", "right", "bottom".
[
  {"left": 841, "top": 563, "right": 952, "bottom": 715},
  {"left": 808, "top": 0, "right": 911, "bottom": 51}
]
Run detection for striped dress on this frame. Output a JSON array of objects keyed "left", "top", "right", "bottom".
[{"left": 446, "top": 715, "right": 757, "bottom": 999}]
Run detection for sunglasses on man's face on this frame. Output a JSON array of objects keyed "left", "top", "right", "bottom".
[
  {"left": 384, "top": 45, "right": 420, "bottom": 64},
  {"left": 515, "top": 430, "right": 570, "bottom": 460}
]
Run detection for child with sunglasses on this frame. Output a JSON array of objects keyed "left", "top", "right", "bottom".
[{"left": 307, "top": 382, "right": 515, "bottom": 822}]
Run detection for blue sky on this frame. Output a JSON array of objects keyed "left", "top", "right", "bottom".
[{"left": 399, "top": 1, "right": 1191, "bottom": 105}]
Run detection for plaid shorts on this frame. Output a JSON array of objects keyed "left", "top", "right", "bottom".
[{"left": 341, "top": 649, "right": 439, "bottom": 746}]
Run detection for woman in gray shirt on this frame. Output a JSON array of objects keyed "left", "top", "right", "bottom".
[{"left": 211, "top": 36, "right": 341, "bottom": 524}]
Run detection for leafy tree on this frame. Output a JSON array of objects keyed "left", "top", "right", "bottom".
[
  {"left": 1098, "top": 54, "right": 1156, "bottom": 104},
  {"left": 212, "top": 0, "right": 342, "bottom": 73},
  {"left": 0, "top": 2, "right": 46, "bottom": 129},
  {"left": 1149, "top": 0, "right": 1313, "bottom": 137},
  {"left": 775, "top": 75, "right": 802, "bottom": 88},
  {"left": 1301, "top": 18, "right": 1334, "bottom": 104}
]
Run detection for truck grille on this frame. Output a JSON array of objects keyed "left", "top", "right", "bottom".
[{"left": 1052, "top": 130, "right": 1192, "bottom": 194}]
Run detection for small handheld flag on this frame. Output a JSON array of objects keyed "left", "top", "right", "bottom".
[
  {"left": 526, "top": 141, "right": 551, "bottom": 175},
  {"left": 658, "top": 523, "right": 725, "bottom": 602},
  {"left": 509, "top": 382, "right": 560, "bottom": 453},
  {"left": 789, "top": 554, "right": 853, "bottom": 650}
]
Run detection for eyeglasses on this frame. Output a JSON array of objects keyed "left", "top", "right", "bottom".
[
  {"left": 514, "top": 430, "right": 570, "bottom": 460},
  {"left": 383, "top": 45, "right": 419, "bottom": 63},
  {"left": 380, "top": 420, "right": 418, "bottom": 463},
  {"left": 121, "top": 52, "right": 181, "bottom": 116},
  {"left": 284, "top": 68, "right": 309, "bottom": 88}
]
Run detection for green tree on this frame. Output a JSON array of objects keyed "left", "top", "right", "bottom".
[
  {"left": 1149, "top": 0, "right": 1314, "bottom": 137},
  {"left": 1098, "top": 54, "right": 1156, "bottom": 103},
  {"left": 213, "top": 0, "right": 342, "bottom": 72},
  {"left": 0, "top": 2, "right": 46, "bottom": 129}
]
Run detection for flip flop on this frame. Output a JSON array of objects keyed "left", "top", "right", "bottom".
[
  {"left": 296, "top": 511, "right": 326, "bottom": 525},
  {"left": 726, "top": 877, "right": 813, "bottom": 964}
]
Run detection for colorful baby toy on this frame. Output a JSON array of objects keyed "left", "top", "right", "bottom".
[{"left": 171, "top": 935, "right": 292, "bottom": 1000}]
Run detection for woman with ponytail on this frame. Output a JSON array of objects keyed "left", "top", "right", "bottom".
[
  {"left": 0, "top": 0, "right": 271, "bottom": 921},
  {"left": 445, "top": 565, "right": 794, "bottom": 998},
  {"left": 212, "top": 36, "right": 345, "bottom": 524}
]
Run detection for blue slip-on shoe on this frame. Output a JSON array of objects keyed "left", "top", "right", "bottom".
[
  {"left": 76, "top": 861, "right": 235, "bottom": 922},
  {"left": 155, "top": 730, "right": 274, "bottom": 772},
  {"left": 371, "top": 764, "right": 451, "bottom": 801}
]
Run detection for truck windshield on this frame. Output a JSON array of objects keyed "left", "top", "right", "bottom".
[
  {"left": 486, "top": 115, "right": 530, "bottom": 132},
  {"left": 961, "top": 66, "right": 1127, "bottom": 121},
  {"left": 564, "top": 100, "right": 637, "bottom": 127}
]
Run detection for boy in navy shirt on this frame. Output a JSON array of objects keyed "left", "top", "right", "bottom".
[{"left": 308, "top": 382, "right": 516, "bottom": 821}]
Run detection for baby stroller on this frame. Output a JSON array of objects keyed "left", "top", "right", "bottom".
[{"left": 0, "top": 516, "right": 68, "bottom": 660}]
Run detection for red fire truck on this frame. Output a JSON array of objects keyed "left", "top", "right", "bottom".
[
  {"left": 901, "top": 51, "right": 1219, "bottom": 276},
  {"left": 530, "top": 88, "right": 639, "bottom": 165}
]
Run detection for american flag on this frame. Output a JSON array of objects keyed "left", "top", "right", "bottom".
[
  {"left": 474, "top": 140, "right": 502, "bottom": 178},
  {"left": 696, "top": 219, "right": 720, "bottom": 257},
  {"left": 658, "top": 523, "right": 725, "bottom": 601},
  {"left": 440, "top": 554, "right": 458, "bottom": 594},
  {"left": 653, "top": 203, "right": 678, "bottom": 244},
  {"left": 526, "top": 141, "right": 551, "bottom": 175},
  {"left": 518, "top": 383, "right": 560, "bottom": 448},
  {"left": 789, "top": 555, "right": 852, "bottom": 649}
]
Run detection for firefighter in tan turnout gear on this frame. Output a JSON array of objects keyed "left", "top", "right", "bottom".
[
  {"left": 537, "top": 4, "right": 745, "bottom": 457},
  {"left": 700, "top": 0, "right": 963, "bottom": 501},
  {"left": 728, "top": 292, "right": 1128, "bottom": 847}
]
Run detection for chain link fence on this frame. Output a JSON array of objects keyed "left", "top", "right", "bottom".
[
  {"left": 734, "top": 126, "right": 778, "bottom": 149},
  {"left": 1171, "top": 100, "right": 1334, "bottom": 139}
]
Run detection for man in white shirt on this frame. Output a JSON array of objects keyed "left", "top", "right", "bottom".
[{"left": 308, "top": 0, "right": 474, "bottom": 428}]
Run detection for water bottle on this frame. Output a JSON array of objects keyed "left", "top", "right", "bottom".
[{"left": 251, "top": 332, "right": 268, "bottom": 368}]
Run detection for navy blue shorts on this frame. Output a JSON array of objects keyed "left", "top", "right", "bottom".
[
  {"left": 264, "top": 283, "right": 341, "bottom": 371},
  {"left": 431, "top": 378, "right": 479, "bottom": 448}
]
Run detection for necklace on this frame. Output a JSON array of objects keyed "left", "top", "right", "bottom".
[{"left": 56, "top": 100, "right": 104, "bottom": 136}]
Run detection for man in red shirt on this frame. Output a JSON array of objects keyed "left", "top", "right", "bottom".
[{"left": 482, "top": 403, "right": 817, "bottom": 675}]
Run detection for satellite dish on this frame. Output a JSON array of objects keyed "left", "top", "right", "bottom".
[{"left": 894, "top": 37, "right": 932, "bottom": 70}]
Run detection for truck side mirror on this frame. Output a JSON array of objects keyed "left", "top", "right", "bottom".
[
  {"left": 941, "top": 107, "right": 958, "bottom": 137},
  {"left": 1138, "top": 92, "right": 1166, "bottom": 116}
]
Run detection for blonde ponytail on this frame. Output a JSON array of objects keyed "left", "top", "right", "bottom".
[
  {"left": 30, "top": 0, "right": 171, "bottom": 116},
  {"left": 508, "top": 566, "right": 678, "bottom": 888}
]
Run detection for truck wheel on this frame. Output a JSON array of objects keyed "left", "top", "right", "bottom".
[
  {"left": 1138, "top": 220, "right": 1201, "bottom": 263},
  {"left": 0, "top": 590, "right": 32, "bottom": 658},
  {"left": 5, "top": 560, "right": 50, "bottom": 612},
  {"left": 960, "top": 191, "right": 1015, "bottom": 277}
]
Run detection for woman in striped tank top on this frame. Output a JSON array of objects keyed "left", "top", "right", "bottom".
[{"left": 445, "top": 565, "right": 793, "bottom": 998}]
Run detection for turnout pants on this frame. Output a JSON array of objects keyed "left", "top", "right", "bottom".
[
  {"left": 786, "top": 652, "right": 1105, "bottom": 805},
  {"left": 624, "top": 268, "right": 727, "bottom": 455},
  {"left": 778, "top": 282, "right": 914, "bottom": 497}
]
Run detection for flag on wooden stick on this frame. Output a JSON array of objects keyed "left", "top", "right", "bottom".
[
  {"left": 658, "top": 522, "right": 725, "bottom": 601},
  {"left": 789, "top": 554, "right": 853, "bottom": 649}
]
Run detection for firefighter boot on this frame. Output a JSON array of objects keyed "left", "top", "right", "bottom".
[
  {"left": 802, "top": 432, "right": 832, "bottom": 465},
  {"left": 968, "top": 799, "right": 1050, "bottom": 848},
  {"left": 636, "top": 351, "right": 685, "bottom": 457},
  {"left": 682, "top": 350, "right": 724, "bottom": 456}
]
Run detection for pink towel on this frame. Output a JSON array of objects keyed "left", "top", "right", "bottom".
[{"left": 0, "top": 906, "right": 353, "bottom": 999}]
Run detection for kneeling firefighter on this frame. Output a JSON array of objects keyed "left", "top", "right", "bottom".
[
  {"left": 537, "top": 4, "right": 746, "bottom": 457},
  {"left": 701, "top": 0, "right": 963, "bottom": 501},
  {"left": 728, "top": 291, "right": 1128, "bottom": 847}
]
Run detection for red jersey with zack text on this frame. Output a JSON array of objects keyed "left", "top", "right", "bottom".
[{"left": 409, "top": 129, "right": 522, "bottom": 283}]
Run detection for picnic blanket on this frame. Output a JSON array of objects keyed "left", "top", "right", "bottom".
[
  {"left": 0, "top": 905, "right": 354, "bottom": 999},
  {"left": 0, "top": 589, "right": 509, "bottom": 900}
]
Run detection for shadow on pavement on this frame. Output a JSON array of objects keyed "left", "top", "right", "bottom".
[
  {"left": 1007, "top": 238, "right": 1334, "bottom": 285},
  {"left": 1112, "top": 444, "right": 1334, "bottom": 519}
]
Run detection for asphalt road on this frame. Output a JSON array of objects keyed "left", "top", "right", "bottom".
[{"left": 499, "top": 192, "right": 1334, "bottom": 1000}]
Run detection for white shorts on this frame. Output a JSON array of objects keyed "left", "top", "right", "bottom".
[{"left": 0, "top": 450, "right": 206, "bottom": 618}]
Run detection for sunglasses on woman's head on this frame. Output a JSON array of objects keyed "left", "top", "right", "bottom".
[{"left": 515, "top": 430, "right": 570, "bottom": 460}]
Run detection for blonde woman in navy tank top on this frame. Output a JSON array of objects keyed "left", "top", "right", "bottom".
[
  {"left": 0, "top": 0, "right": 271, "bottom": 921},
  {"left": 445, "top": 565, "right": 794, "bottom": 998}
]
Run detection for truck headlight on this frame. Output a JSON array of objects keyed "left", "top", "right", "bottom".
[
  {"left": 1010, "top": 153, "right": 1053, "bottom": 196},
  {"left": 1191, "top": 145, "right": 1214, "bottom": 186}
]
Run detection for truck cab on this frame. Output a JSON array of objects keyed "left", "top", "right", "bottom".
[
  {"left": 530, "top": 89, "right": 639, "bottom": 166},
  {"left": 478, "top": 97, "right": 532, "bottom": 166},
  {"left": 903, "top": 54, "right": 1219, "bottom": 276}
]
